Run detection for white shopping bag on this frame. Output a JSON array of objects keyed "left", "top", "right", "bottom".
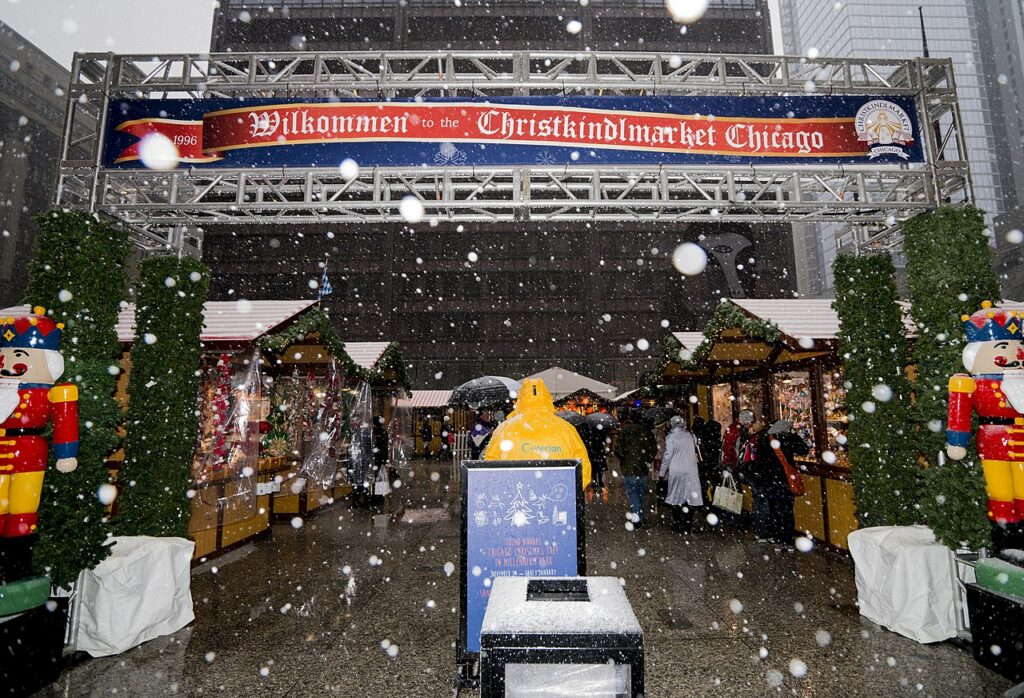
[{"left": 712, "top": 472, "right": 744, "bottom": 515}]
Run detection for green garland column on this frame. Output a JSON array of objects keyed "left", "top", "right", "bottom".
[
  {"left": 903, "top": 205, "right": 999, "bottom": 550},
  {"left": 23, "top": 211, "right": 131, "bottom": 588},
  {"left": 832, "top": 254, "right": 919, "bottom": 527},
  {"left": 118, "top": 257, "right": 209, "bottom": 538}
]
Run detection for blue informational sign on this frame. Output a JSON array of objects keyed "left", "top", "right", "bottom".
[
  {"left": 460, "top": 460, "right": 584, "bottom": 656},
  {"left": 102, "top": 94, "right": 925, "bottom": 169}
]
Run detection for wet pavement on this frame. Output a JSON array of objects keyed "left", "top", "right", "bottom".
[{"left": 37, "top": 460, "right": 1011, "bottom": 697}]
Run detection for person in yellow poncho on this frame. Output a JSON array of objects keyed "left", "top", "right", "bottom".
[{"left": 483, "top": 378, "right": 592, "bottom": 488}]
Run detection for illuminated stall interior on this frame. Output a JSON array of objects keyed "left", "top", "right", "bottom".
[{"left": 658, "top": 299, "right": 857, "bottom": 550}]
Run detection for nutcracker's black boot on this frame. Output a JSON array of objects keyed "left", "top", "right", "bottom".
[
  {"left": 0, "top": 534, "right": 36, "bottom": 585},
  {"left": 992, "top": 522, "right": 1024, "bottom": 557}
]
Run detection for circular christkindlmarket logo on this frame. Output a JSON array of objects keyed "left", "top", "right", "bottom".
[{"left": 854, "top": 100, "right": 914, "bottom": 159}]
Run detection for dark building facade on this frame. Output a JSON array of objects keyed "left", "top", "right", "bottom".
[
  {"left": 0, "top": 21, "right": 71, "bottom": 308},
  {"left": 207, "top": 0, "right": 794, "bottom": 390}
]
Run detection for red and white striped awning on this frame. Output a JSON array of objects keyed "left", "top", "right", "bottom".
[
  {"left": 396, "top": 390, "right": 453, "bottom": 409},
  {"left": 1, "top": 299, "right": 317, "bottom": 344}
]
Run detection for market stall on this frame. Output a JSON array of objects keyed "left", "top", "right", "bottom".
[
  {"left": 394, "top": 390, "right": 466, "bottom": 459},
  {"left": 266, "top": 326, "right": 412, "bottom": 520},
  {"left": 656, "top": 299, "right": 857, "bottom": 550}
]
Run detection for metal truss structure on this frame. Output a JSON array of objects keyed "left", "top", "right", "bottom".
[{"left": 56, "top": 51, "right": 972, "bottom": 255}]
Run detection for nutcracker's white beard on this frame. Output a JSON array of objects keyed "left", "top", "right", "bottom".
[
  {"left": 0, "top": 378, "right": 20, "bottom": 423},
  {"left": 1002, "top": 371, "right": 1024, "bottom": 413}
]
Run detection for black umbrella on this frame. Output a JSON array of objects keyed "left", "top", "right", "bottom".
[
  {"left": 584, "top": 412, "right": 619, "bottom": 432},
  {"left": 644, "top": 407, "right": 677, "bottom": 424},
  {"left": 556, "top": 410, "right": 587, "bottom": 428},
  {"left": 449, "top": 376, "right": 521, "bottom": 408}
]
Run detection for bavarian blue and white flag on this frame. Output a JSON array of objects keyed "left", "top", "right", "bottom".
[{"left": 319, "top": 265, "right": 333, "bottom": 299}]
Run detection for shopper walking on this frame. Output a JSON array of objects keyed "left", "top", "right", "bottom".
[
  {"left": 659, "top": 416, "right": 703, "bottom": 533},
  {"left": 469, "top": 412, "right": 492, "bottom": 460},
  {"left": 749, "top": 419, "right": 809, "bottom": 545},
  {"left": 697, "top": 418, "right": 723, "bottom": 499},
  {"left": 583, "top": 426, "right": 610, "bottom": 490},
  {"left": 616, "top": 410, "right": 657, "bottom": 528},
  {"left": 420, "top": 417, "right": 433, "bottom": 460}
]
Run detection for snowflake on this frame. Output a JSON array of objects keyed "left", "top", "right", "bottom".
[
  {"left": 434, "top": 143, "right": 467, "bottom": 166},
  {"left": 534, "top": 150, "right": 558, "bottom": 165}
]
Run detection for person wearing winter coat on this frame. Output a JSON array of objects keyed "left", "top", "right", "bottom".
[
  {"left": 659, "top": 417, "right": 704, "bottom": 533},
  {"left": 583, "top": 426, "right": 610, "bottom": 490},
  {"left": 748, "top": 419, "right": 810, "bottom": 545},
  {"left": 469, "top": 413, "right": 492, "bottom": 460},
  {"left": 722, "top": 409, "right": 755, "bottom": 474},
  {"left": 615, "top": 410, "right": 657, "bottom": 528}
]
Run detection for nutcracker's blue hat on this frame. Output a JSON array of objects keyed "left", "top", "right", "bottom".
[
  {"left": 962, "top": 300, "right": 1023, "bottom": 342},
  {"left": 0, "top": 306, "right": 64, "bottom": 351}
]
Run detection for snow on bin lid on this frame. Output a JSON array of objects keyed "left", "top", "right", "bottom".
[{"left": 481, "top": 576, "right": 642, "bottom": 636}]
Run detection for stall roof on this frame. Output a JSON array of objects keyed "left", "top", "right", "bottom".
[
  {"left": 396, "top": 390, "right": 453, "bottom": 409},
  {"left": 661, "top": 298, "right": 1024, "bottom": 385},
  {"left": 671, "top": 332, "right": 707, "bottom": 352},
  {"left": 343, "top": 342, "right": 392, "bottom": 371},
  {"left": 1, "top": 300, "right": 318, "bottom": 344},
  {"left": 730, "top": 299, "right": 839, "bottom": 342},
  {"left": 525, "top": 366, "right": 617, "bottom": 401}
]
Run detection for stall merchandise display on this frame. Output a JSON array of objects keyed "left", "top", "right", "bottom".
[
  {"left": 191, "top": 349, "right": 263, "bottom": 529},
  {"left": 822, "top": 369, "right": 850, "bottom": 468},
  {"left": 711, "top": 384, "right": 733, "bottom": 426},
  {"left": 772, "top": 372, "right": 815, "bottom": 458},
  {"left": 298, "top": 359, "right": 347, "bottom": 489},
  {"left": 736, "top": 381, "right": 765, "bottom": 425}
]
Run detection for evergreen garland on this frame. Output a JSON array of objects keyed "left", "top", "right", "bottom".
[
  {"left": 260, "top": 307, "right": 413, "bottom": 391},
  {"left": 118, "top": 257, "right": 209, "bottom": 538},
  {"left": 903, "top": 205, "right": 998, "bottom": 550},
  {"left": 23, "top": 210, "right": 130, "bottom": 588},
  {"left": 832, "top": 254, "right": 920, "bottom": 528},
  {"left": 651, "top": 300, "right": 781, "bottom": 384}
]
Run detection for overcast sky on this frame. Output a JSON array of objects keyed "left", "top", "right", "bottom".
[
  {"left": 1, "top": 0, "right": 786, "bottom": 68},
  {"left": 0, "top": 0, "right": 216, "bottom": 68}
]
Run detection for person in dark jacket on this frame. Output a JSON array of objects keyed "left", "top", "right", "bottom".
[
  {"left": 420, "top": 417, "right": 434, "bottom": 460},
  {"left": 615, "top": 410, "right": 658, "bottom": 528},
  {"left": 583, "top": 425, "right": 610, "bottom": 490},
  {"left": 748, "top": 419, "right": 810, "bottom": 545},
  {"left": 469, "top": 412, "right": 493, "bottom": 460},
  {"left": 698, "top": 418, "right": 723, "bottom": 499}
]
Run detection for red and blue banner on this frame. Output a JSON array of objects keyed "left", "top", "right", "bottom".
[{"left": 103, "top": 95, "right": 924, "bottom": 168}]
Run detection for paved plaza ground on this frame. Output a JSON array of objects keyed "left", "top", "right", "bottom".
[{"left": 37, "top": 460, "right": 1011, "bottom": 697}]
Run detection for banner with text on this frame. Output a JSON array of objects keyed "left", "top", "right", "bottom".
[{"left": 103, "top": 95, "right": 924, "bottom": 168}]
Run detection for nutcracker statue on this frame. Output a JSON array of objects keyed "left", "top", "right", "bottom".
[
  {"left": 0, "top": 306, "right": 78, "bottom": 586},
  {"left": 946, "top": 300, "right": 1024, "bottom": 548}
]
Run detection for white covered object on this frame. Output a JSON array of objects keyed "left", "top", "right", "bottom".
[
  {"left": 848, "top": 525, "right": 956, "bottom": 644},
  {"left": 74, "top": 536, "right": 195, "bottom": 657}
]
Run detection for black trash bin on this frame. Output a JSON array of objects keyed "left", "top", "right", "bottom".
[
  {"left": 480, "top": 576, "right": 644, "bottom": 698},
  {"left": 966, "top": 583, "right": 1024, "bottom": 682},
  {"left": 0, "top": 598, "right": 68, "bottom": 698}
]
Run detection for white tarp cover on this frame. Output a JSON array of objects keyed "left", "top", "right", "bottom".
[
  {"left": 848, "top": 525, "right": 957, "bottom": 644},
  {"left": 75, "top": 536, "right": 195, "bottom": 657}
]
